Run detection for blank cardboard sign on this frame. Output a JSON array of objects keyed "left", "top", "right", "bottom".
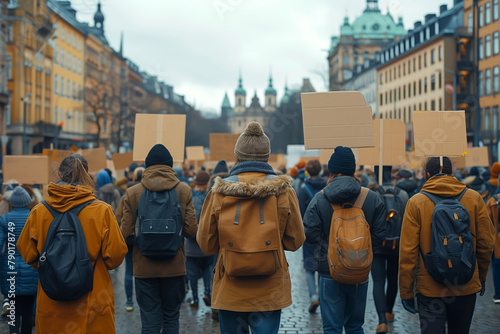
[
  {"left": 186, "top": 146, "right": 205, "bottom": 162},
  {"left": 80, "top": 148, "right": 107, "bottom": 174},
  {"left": 412, "top": 111, "right": 467, "bottom": 157},
  {"left": 133, "top": 114, "right": 186, "bottom": 163},
  {"left": 209, "top": 133, "right": 240, "bottom": 162},
  {"left": 358, "top": 119, "right": 406, "bottom": 166},
  {"left": 301, "top": 91, "right": 375, "bottom": 149},
  {"left": 111, "top": 152, "right": 134, "bottom": 171},
  {"left": 465, "top": 147, "right": 489, "bottom": 168},
  {"left": 3, "top": 156, "right": 49, "bottom": 184}
]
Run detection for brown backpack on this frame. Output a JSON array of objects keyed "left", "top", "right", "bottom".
[
  {"left": 326, "top": 187, "right": 373, "bottom": 284},
  {"left": 218, "top": 175, "right": 282, "bottom": 278}
]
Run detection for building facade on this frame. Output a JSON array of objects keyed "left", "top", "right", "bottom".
[
  {"left": 48, "top": 0, "right": 87, "bottom": 148},
  {"left": 328, "top": 0, "right": 406, "bottom": 91},
  {"left": 342, "top": 62, "right": 378, "bottom": 115},
  {"left": 377, "top": 1, "right": 474, "bottom": 143},
  {"left": 465, "top": 0, "right": 500, "bottom": 159},
  {"left": 6, "top": 0, "right": 54, "bottom": 154}
]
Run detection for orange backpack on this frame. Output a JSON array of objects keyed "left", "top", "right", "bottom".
[
  {"left": 327, "top": 187, "right": 373, "bottom": 284},
  {"left": 218, "top": 176, "right": 282, "bottom": 278}
]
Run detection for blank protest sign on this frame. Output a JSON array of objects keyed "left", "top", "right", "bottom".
[
  {"left": 412, "top": 110, "right": 467, "bottom": 157},
  {"left": 301, "top": 91, "right": 375, "bottom": 149}
]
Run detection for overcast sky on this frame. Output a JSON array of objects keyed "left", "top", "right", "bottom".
[{"left": 72, "top": 0, "right": 455, "bottom": 114}]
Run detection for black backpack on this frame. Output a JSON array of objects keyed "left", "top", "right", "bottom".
[
  {"left": 135, "top": 186, "right": 182, "bottom": 260},
  {"left": 38, "top": 200, "right": 96, "bottom": 301},
  {"left": 378, "top": 186, "right": 403, "bottom": 253},
  {"left": 420, "top": 189, "right": 476, "bottom": 286}
]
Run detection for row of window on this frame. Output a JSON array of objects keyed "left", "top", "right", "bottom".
[
  {"left": 54, "top": 75, "right": 82, "bottom": 100},
  {"left": 381, "top": 22, "right": 440, "bottom": 64},
  {"left": 54, "top": 23, "right": 82, "bottom": 52},
  {"left": 478, "top": 66, "right": 500, "bottom": 97},
  {"left": 54, "top": 46, "right": 82, "bottom": 75},
  {"left": 477, "top": 0, "right": 500, "bottom": 28},
  {"left": 481, "top": 106, "right": 500, "bottom": 132},
  {"left": 342, "top": 51, "right": 381, "bottom": 68},
  {"left": 478, "top": 31, "right": 500, "bottom": 60},
  {"left": 380, "top": 47, "right": 443, "bottom": 85},
  {"left": 379, "top": 99, "right": 443, "bottom": 122},
  {"left": 379, "top": 73, "right": 443, "bottom": 106},
  {"left": 53, "top": 107, "right": 87, "bottom": 133}
]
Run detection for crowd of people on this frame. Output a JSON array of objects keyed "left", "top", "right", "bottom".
[{"left": 0, "top": 121, "right": 497, "bottom": 334}]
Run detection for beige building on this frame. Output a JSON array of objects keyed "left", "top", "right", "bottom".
[
  {"left": 377, "top": 2, "right": 474, "bottom": 142},
  {"left": 328, "top": 0, "right": 406, "bottom": 91}
]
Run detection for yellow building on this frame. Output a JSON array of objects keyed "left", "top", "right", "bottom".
[
  {"left": 464, "top": 0, "right": 500, "bottom": 156},
  {"left": 83, "top": 3, "right": 126, "bottom": 148},
  {"left": 48, "top": 0, "right": 86, "bottom": 148},
  {"left": 6, "top": 0, "right": 54, "bottom": 154},
  {"left": 377, "top": 2, "right": 474, "bottom": 142}
]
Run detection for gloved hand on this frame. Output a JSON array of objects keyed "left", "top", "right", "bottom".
[
  {"left": 480, "top": 281, "right": 486, "bottom": 296},
  {"left": 402, "top": 298, "right": 417, "bottom": 314}
]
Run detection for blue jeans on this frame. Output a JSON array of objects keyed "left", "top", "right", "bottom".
[
  {"left": 219, "top": 309, "right": 281, "bottom": 334},
  {"left": 492, "top": 256, "right": 500, "bottom": 298},
  {"left": 306, "top": 270, "right": 318, "bottom": 302},
  {"left": 125, "top": 245, "right": 134, "bottom": 301},
  {"left": 135, "top": 276, "right": 186, "bottom": 334},
  {"left": 319, "top": 275, "right": 368, "bottom": 334}
]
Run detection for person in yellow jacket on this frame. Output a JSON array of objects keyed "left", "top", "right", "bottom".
[
  {"left": 399, "top": 157, "right": 495, "bottom": 334},
  {"left": 17, "top": 154, "right": 128, "bottom": 334}
]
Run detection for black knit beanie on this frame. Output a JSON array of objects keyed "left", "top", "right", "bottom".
[
  {"left": 145, "top": 144, "right": 173, "bottom": 168},
  {"left": 328, "top": 146, "right": 356, "bottom": 176},
  {"left": 213, "top": 160, "right": 228, "bottom": 175}
]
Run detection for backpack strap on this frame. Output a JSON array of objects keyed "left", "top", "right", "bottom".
[
  {"left": 42, "top": 200, "right": 95, "bottom": 218},
  {"left": 304, "top": 185, "right": 315, "bottom": 199},
  {"left": 422, "top": 189, "right": 467, "bottom": 206},
  {"left": 353, "top": 187, "right": 369, "bottom": 209}
]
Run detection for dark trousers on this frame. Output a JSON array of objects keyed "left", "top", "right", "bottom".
[
  {"left": 371, "top": 253, "right": 399, "bottom": 323},
  {"left": 125, "top": 244, "right": 134, "bottom": 301},
  {"left": 492, "top": 256, "right": 500, "bottom": 298},
  {"left": 219, "top": 309, "right": 281, "bottom": 334},
  {"left": 186, "top": 256, "right": 213, "bottom": 300},
  {"left": 8, "top": 295, "right": 36, "bottom": 334},
  {"left": 135, "top": 276, "right": 186, "bottom": 334},
  {"left": 417, "top": 293, "right": 476, "bottom": 334}
]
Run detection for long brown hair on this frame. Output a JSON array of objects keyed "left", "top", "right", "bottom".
[{"left": 58, "top": 154, "right": 95, "bottom": 188}]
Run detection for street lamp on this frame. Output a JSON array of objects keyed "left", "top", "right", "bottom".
[{"left": 21, "top": 93, "right": 31, "bottom": 155}]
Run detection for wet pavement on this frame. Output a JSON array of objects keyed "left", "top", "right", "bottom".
[{"left": 1, "top": 249, "right": 500, "bottom": 333}]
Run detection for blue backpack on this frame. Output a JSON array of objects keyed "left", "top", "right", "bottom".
[
  {"left": 38, "top": 200, "right": 96, "bottom": 301},
  {"left": 420, "top": 189, "right": 476, "bottom": 286},
  {"left": 135, "top": 187, "right": 182, "bottom": 260}
]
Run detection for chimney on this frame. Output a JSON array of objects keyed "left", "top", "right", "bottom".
[
  {"left": 425, "top": 14, "right": 437, "bottom": 23},
  {"left": 414, "top": 21, "right": 422, "bottom": 29},
  {"left": 440, "top": 4, "right": 448, "bottom": 14}
]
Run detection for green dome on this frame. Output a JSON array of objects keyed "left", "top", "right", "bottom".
[
  {"left": 341, "top": 11, "right": 406, "bottom": 39},
  {"left": 235, "top": 76, "right": 246, "bottom": 96},
  {"left": 265, "top": 76, "right": 277, "bottom": 96}
]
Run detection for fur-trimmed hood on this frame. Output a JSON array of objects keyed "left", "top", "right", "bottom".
[{"left": 212, "top": 175, "right": 293, "bottom": 197}]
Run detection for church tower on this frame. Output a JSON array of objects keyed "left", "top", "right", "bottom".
[
  {"left": 264, "top": 73, "right": 277, "bottom": 112},
  {"left": 94, "top": 1, "right": 105, "bottom": 32},
  {"left": 234, "top": 73, "right": 246, "bottom": 114}
]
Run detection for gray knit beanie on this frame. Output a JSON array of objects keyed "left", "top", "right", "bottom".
[
  {"left": 10, "top": 186, "right": 32, "bottom": 208},
  {"left": 234, "top": 122, "right": 271, "bottom": 162}
]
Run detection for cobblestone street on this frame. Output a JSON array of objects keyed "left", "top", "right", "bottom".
[{"left": 1, "top": 249, "right": 499, "bottom": 333}]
